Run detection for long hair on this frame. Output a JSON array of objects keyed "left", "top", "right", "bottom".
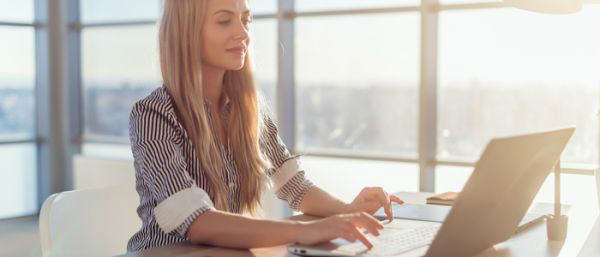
[{"left": 159, "top": 0, "right": 269, "bottom": 214}]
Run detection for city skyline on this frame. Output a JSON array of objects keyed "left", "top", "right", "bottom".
[{"left": 1, "top": 79, "right": 597, "bottom": 165}]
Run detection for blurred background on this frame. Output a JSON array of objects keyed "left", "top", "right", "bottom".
[{"left": 0, "top": 0, "right": 599, "bottom": 256}]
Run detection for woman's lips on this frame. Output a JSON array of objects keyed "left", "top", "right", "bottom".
[{"left": 226, "top": 47, "right": 246, "bottom": 55}]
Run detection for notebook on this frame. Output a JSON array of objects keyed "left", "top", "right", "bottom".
[{"left": 426, "top": 192, "right": 459, "bottom": 206}]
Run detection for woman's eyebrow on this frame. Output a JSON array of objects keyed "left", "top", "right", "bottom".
[{"left": 213, "top": 9, "right": 251, "bottom": 16}]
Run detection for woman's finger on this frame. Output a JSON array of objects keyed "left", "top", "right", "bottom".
[
  {"left": 366, "top": 187, "right": 393, "bottom": 221},
  {"left": 337, "top": 230, "right": 357, "bottom": 243},
  {"left": 362, "top": 211, "right": 384, "bottom": 230},
  {"left": 340, "top": 230, "right": 357, "bottom": 243},
  {"left": 351, "top": 212, "right": 383, "bottom": 235},
  {"left": 382, "top": 190, "right": 394, "bottom": 221},
  {"left": 390, "top": 194, "right": 405, "bottom": 205},
  {"left": 347, "top": 223, "right": 373, "bottom": 249}
]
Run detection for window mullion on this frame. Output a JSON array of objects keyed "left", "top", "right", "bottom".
[{"left": 419, "top": 0, "right": 439, "bottom": 192}]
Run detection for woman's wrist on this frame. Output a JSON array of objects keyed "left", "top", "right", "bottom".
[
  {"left": 339, "top": 202, "right": 356, "bottom": 214},
  {"left": 287, "top": 220, "right": 304, "bottom": 244}
]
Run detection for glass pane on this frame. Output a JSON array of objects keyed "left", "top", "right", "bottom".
[
  {"left": 81, "top": 0, "right": 160, "bottom": 23},
  {"left": 0, "top": 0, "right": 33, "bottom": 23},
  {"left": 250, "top": 0, "right": 276, "bottom": 15},
  {"left": 438, "top": 8, "right": 600, "bottom": 164},
  {"left": 82, "top": 26, "right": 160, "bottom": 138},
  {"left": 435, "top": 166, "right": 474, "bottom": 193},
  {"left": 249, "top": 19, "right": 277, "bottom": 113},
  {"left": 303, "top": 156, "right": 418, "bottom": 202},
  {"left": 534, "top": 174, "right": 597, "bottom": 211},
  {"left": 0, "top": 144, "right": 37, "bottom": 219},
  {"left": 436, "top": 166, "right": 598, "bottom": 213},
  {"left": 82, "top": 143, "right": 133, "bottom": 160},
  {"left": 296, "top": 0, "right": 419, "bottom": 12},
  {"left": 296, "top": 14, "right": 420, "bottom": 156},
  {"left": 0, "top": 27, "right": 35, "bottom": 138}
]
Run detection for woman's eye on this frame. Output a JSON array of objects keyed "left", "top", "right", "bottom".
[{"left": 218, "top": 20, "right": 231, "bottom": 25}]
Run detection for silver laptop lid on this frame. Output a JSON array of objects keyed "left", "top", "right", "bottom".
[{"left": 425, "top": 127, "right": 575, "bottom": 257}]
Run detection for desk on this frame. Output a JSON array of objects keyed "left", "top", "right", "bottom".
[{"left": 115, "top": 192, "right": 599, "bottom": 257}]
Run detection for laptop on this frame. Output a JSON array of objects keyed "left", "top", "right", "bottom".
[{"left": 289, "top": 127, "right": 575, "bottom": 257}]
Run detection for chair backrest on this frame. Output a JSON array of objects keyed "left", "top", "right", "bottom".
[{"left": 39, "top": 185, "right": 141, "bottom": 257}]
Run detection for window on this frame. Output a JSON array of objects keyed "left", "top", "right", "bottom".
[
  {"left": 296, "top": 0, "right": 419, "bottom": 12},
  {"left": 0, "top": 1, "right": 37, "bottom": 219},
  {"left": 80, "top": 2, "right": 279, "bottom": 156},
  {"left": 82, "top": 26, "right": 159, "bottom": 138},
  {"left": 73, "top": 1, "right": 600, "bottom": 202},
  {"left": 435, "top": 166, "right": 473, "bottom": 193},
  {"left": 0, "top": 0, "right": 34, "bottom": 23},
  {"left": 79, "top": 2, "right": 160, "bottom": 154},
  {"left": 0, "top": 144, "right": 37, "bottom": 219},
  {"left": 250, "top": 19, "right": 277, "bottom": 113},
  {"left": 80, "top": 0, "right": 160, "bottom": 23},
  {"left": 250, "top": 0, "right": 276, "bottom": 15},
  {"left": 295, "top": 13, "right": 420, "bottom": 157},
  {"left": 81, "top": 143, "right": 133, "bottom": 160},
  {"left": 436, "top": 165, "right": 598, "bottom": 211},
  {"left": 304, "top": 156, "right": 418, "bottom": 202},
  {"left": 0, "top": 27, "right": 35, "bottom": 138},
  {"left": 438, "top": 7, "right": 600, "bottom": 165}
]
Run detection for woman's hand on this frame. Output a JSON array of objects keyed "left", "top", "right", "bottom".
[
  {"left": 294, "top": 212, "right": 384, "bottom": 249},
  {"left": 346, "top": 187, "right": 405, "bottom": 222}
]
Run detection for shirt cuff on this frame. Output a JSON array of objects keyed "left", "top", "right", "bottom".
[
  {"left": 270, "top": 157, "right": 301, "bottom": 192},
  {"left": 153, "top": 186, "right": 214, "bottom": 237},
  {"left": 276, "top": 171, "right": 315, "bottom": 210}
]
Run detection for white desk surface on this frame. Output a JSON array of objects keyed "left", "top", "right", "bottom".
[{"left": 115, "top": 192, "right": 599, "bottom": 257}]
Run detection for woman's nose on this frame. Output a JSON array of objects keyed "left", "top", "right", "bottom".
[{"left": 233, "top": 21, "right": 249, "bottom": 41}]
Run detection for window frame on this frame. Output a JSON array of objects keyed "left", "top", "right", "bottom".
[{"left": 0, "top": 1, "right": 40, "bottom": 219}]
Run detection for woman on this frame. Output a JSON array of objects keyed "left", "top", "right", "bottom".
[{"left": 127, "top": 0, "right": 404, "bottom": 252}]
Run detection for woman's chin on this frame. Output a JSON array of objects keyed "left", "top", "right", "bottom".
[{"left": 227, "top": 63, "right": 245, "bottom": 71}]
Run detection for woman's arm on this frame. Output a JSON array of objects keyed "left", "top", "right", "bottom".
[
  {"left": 298, "top": 186, "right": 352, "bottom": 217},
  {"left": 299, "top": 186, "right": 405, "bottom": 221},
  {"left": 186, "top": 209, "right": 298, "bottom": 248},
  {"left": 186, "top": 208, "right": 384, "bottom": 249}
]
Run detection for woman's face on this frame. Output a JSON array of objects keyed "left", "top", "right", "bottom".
[{"left": 202, "top": 0, "right": 252, "bottom": 71}]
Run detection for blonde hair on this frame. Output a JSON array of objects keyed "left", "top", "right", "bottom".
[{"left": 159, "top": 0, "right": 269, "bottom": 214}]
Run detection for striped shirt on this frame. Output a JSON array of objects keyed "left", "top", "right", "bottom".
[{"left": 126, "top": 87, "right": 314, "bottom": 251}]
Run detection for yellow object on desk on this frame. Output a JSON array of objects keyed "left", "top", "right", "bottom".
[{"left": 425, "top": 192, "right": 459, "bottom": 206}]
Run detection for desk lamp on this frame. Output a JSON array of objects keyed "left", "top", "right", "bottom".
[
  {"left": 503, "top": 0, "right": 600, "bottom": 241},
  {"left": 547, "top": 160, "right": 568, "bottom": 241}
]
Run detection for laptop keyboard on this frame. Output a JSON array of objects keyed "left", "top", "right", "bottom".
[{"left": 337, "top": 224, "right": 440, "bottom": 257}]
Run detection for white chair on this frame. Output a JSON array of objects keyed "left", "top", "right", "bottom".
[{"left": 39, "top": 185, "right": 141, "bottom": 257}]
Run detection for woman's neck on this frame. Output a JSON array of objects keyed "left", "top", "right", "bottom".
[{"left": 202, "top": 64, "right": 226, "bottom": 106}]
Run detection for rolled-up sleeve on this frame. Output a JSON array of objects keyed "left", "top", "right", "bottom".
[
  {"left": 259, "top": 114, "right": 314, "bottom": 210},
  {"left": 130, "top": 102, "right": 213, "bottom": 238}
]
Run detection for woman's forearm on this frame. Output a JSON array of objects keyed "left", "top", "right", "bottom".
[
  {"left": 186, "top": 208, "right": 300, "bottom": 248},
  {"left": 299, "top": 186, "right": 351, "bottom": 217}
]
